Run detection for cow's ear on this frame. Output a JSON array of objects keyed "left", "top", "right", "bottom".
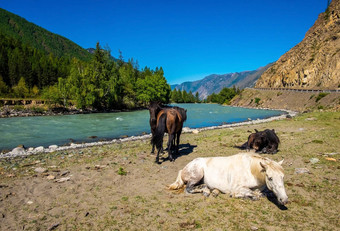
[
  {"left": 278, "top": 159, "right": 284, "bottom": 165},
  {"left": 260, "top": 162, "right": 267, "bottom": 172}
]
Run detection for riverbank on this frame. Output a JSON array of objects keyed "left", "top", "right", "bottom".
[
  {"left": 0, "top": 105, "right": 144, "bottom": 118},
  {"left": 0, "top": 111, "right": 339, "bottom": 230},
  {"left": 0, "top": 109, "right": 296, "bottom": 158}
]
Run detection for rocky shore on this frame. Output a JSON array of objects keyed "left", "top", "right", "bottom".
[{"left": 0, "top": 106, "right": 128, "bottom": 118}]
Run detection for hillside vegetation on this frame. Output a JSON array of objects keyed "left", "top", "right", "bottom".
[
  {"left": 0, "top": 8, "right": 171, "bottom": 110},
  {"left": 0, "top": 8, "right": 91, "bottom": 61}
]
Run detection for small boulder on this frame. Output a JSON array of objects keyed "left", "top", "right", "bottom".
[
  {"left": 34, "top": 146, "right": 45, "bottom": 153},
  {"left": 192, "top": 129, "right": 199, "bottom": 134},
  {"left": 48, "top": 145, "right": 58, "bottom": 151},
  {"left": 11, "top": 147, "right": 26, "bottom": 156},
  {"left": 295, "top": 168, "right": 310, "bottom": 174},
  {"left": 46, "top": 175, "right": 56, "bottom": 180},
  {"left": 309, "top": 158, "right": 319, "bottom": 164},
  {"left": 34, "top": 167, "right": 47, "bottom": 173}
]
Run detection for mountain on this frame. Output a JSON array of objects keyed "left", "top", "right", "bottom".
[
  {"left": 171, "top": 63, "right": 273, "bottom": 99},
  {"left": 0, "top": 8, "right": 91, "bottom": 61},
  {"left": 256, "top": 0, "right": 340, "bottom": 89}
]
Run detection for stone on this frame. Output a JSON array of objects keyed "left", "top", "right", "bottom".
[
  {"left": 192, "top": 129, "right": 199, "bottom": 134},
  {"left": 34, "top": 167, "right": 47, "bottom": 173},
  {"left": 46, "top": 175, "right": 56, "bottom": 180},
  {"left": 182, "top": 127, "right": 191, "bottom": 133},
  {"left": 309, "top": 158, "right": 319, "bottom": 164},
  {"left": 11, "top": 147, "right": 26, "bottom": 156},
  {"left": 295, "top": 168, "right": 310, "bottom": 174},
  {"left": 34, "top": 146, "right": 45, "bottom": 153},
  {"left": 55, "top": 177, "right": 70, "bottom": 183},
  {"left": 48, "top": 145, "right": 58, "bottom": 151},
  {"left": 27, "top": 200, "right": 33, "bottom": 205}
]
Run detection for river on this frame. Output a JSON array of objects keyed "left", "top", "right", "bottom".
[{"left": 0, "top": 104, "right": 286, "bottom": 151}]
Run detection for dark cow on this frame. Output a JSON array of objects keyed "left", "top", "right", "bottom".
[{"left": 245, "top": 129, "right": 280, "bottom": 154}]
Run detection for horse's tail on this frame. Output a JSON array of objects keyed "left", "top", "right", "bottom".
[
  {"left": 152, "top": 112, "right": 167, "bottom": 150},
  {"left": 168, "top": 170, "right": 184, "bottom": 190}
]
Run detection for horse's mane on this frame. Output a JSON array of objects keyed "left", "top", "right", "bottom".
[{"left": 250, "top": 154, "right": 284, "bottom": 180}]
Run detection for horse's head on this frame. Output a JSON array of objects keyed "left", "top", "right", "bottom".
[
  {"left": 260, "top": 160, "right": 288, "bottom": 205},
  {"left": 253, "top": 135, "right": 267, "bottom": 151},
  {"left": 148, "top": 102, "right": 162, "bottom": 124}
]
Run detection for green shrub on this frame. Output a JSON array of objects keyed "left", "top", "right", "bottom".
[
  {"left": 118, "top": 167, "right": 127, "bottom": 175},
  {"left": 315, "top": 93, "right": 329, "bottom": 102},
  {"left": 255, "top": 97, "right": 261, "bottom": 105},
  {"left": 13, "top": 105, "right": 24, "bottom": 111}
]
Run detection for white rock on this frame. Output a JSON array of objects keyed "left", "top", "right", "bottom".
[
  {"left": 55, "top": 177, "right": 70, "bottom": 183},
  {"left": 11, "top": 147, "right": 25, "bottom": 155},
  {"left": 48, "top": 145, "right": 58, "bottom": 151},
  {"left": 46, "top": 175, "right": 56, "bottom": 180},
  {"left": 192, "top": 129, "right": 199, "bottom": 134},
  {"left": 182, "top": 127, "right": 191, "bottom": 133},
  {"left": 34, "top": 167, "right": 47, "bottom": 173},
  {"left": 34, "top": 146, "right": 44, "bottom": 153}
]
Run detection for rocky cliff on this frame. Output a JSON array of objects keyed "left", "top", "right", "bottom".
[{"left": 255, "top": 0, "right": 340, "bottom": 89}]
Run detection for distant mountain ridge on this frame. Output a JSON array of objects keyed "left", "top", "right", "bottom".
[
  {"left": 0, "top": 8, "right": 91, "bottom": 61},
  {"left": 171, "top": 63, "right": 273, "bottom": 99}
]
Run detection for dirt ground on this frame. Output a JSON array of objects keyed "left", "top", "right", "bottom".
[{"left": 0, "top": 111, "right": 339, "bottom": 230}]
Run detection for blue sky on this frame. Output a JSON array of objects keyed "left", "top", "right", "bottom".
[{"left": 1, "top": 0, "right": 328, "bottom": 84}]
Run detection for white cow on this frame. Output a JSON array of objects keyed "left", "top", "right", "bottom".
[{"left": 168, "top": 152, "right": 288, "bottom": 205}]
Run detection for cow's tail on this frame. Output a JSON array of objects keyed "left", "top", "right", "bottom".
[{"left": 168, "top": 170, "right": 184, "bottom": 190}]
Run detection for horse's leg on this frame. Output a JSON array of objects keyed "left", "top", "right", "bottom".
[
  {"left": 155, "top": 147, "right": 162, "bottom": 164},
  {"left": 151, "top": 144, "right": 155, "bottom": 154},
  {"left": 155, "top": 138, "right": 163, "bottom": 164},
  {"left": 187, "top": 184, "right": 211, "bottom": 197},
  {"left": 233, "top": 187, "right": 261, "bottom": 200},
  {"left": 175, "top": 131, "right": 182, "bottom": 154},
  {"left": 211, "top": 189, "right": 221, "bottom": 197},
  {"left": 167, "top": 133, "right": 174, "bottom": 162},
  {"left": 182, "top": 161, "right": 204, "bottom": 194},
  {"left": 151, "top": 134, "right": 155, "bottom": 154}
]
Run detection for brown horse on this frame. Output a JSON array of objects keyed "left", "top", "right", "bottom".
[
  {"left": 148, "top": 102, "right": 163, "bottom": 153},
  {"left": 152, "top": 107, "right": 187, "bottom": 164}
]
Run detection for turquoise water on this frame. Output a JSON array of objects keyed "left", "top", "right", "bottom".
[{"left": 0, "top": 104, "right": 285, "bottom": 151}]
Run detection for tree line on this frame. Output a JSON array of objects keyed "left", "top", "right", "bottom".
[
  {"left": 0, "top": 35, "right": 171, "bottom": 110},
  {"left": 170, "top": 88, "right": 200, "bottom": 103},
  {"left": 0, "top": 31, "right": 241, "bottom": 109},
  {"left": 170, "top": 86, "right": 241, "bottom": 105}
]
